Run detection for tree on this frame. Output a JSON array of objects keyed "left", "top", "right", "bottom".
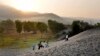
[
  {"left": 72, "top": 21, "right": 81, "bottom": 35},
  {"left": 0, "top": 19, "right": 16, "bottom": 34},
  {"left": 79, "top": 21, "right": 93, "bottom": 31},
  {"left": 15, "top": 20, "right": 22, "bottom": 33},
  {"left": 48, "top": 20, "right": 65, "bottom": 33},
  {"left": 0, "top": 22, "right": 4, "bottom": 33},
  {"left": 23, "top": 21, "right": 31, "bottom": 32},
  {"left": 71, "top": 20, "right": 93, "bottom": 36},
  {"left": 23, "top": 21, "right": 37, "bottom": 32},
  {"left": 95, "top": 23, "right": 100, "bottom": 27},
  {"left": 37, "top": 22, "right": 48, "bottom": 33},
  {"left": 36, "top": 22, "right": 48, "bottom": 38}
]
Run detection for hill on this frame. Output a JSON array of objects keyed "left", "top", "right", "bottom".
[
  {"left": 0, "top": 4, "right": 100, "bottom": 25},
  {"left": 0, "top": 4, "right": 79, "bottom": 24},
  {"left": 0, "top": 5, "right": 39, "bottom": 18},
  {"left": 0, "top": 28, "right": 100, "bottom": 56},
  {"left": 22, "top": 28, "right": 100, "bottom": 56}
]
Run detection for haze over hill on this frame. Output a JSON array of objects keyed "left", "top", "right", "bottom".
[
  {"left": 0, "top": 5, "right": 100, "bottom": 24},
  {"left": 0, "top": 5, "right": 40, "bottom": 18}
]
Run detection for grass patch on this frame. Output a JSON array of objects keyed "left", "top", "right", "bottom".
[{"left": 0, "top": 33, "right": 56, "bottom": 48}]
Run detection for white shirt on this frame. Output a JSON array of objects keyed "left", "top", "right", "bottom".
[
  {"left": 66, "top": 35, "right": 68, "bottom": 38},
  {"left": 42, "top": 42, "right": 48, "bottom": 48}
]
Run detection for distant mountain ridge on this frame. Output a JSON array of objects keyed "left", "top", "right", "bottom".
[
  {"left": 0, "top": 5, "right": 40, "bottom": 18},
  {"left": 0, "top": 4, "right": 100, "bottom": 24},
  {"left": 0, "top": 5, "right": 61, "bottom": 18},
  {"left": 0, "top": 4, "right": 72, "bottom": 24}
]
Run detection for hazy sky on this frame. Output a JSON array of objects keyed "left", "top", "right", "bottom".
[{"left": 0, "top": 0, "right": 100, "bottom": 18}]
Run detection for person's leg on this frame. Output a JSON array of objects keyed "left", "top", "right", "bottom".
[
  {"left": 33, "top": 47, "right": 34, "bottom": 50},
  {"left": 38, "top": 45, "right": 40, "bottom": 50},
  {"left": 38, "top": 46, "right": 40, "bottom": 50},
  {"left": 67, "top": 38, "right": 69, "bottom": 40},
  {"left": 65, "top": 38, "right": 68, "bottom": 41}
]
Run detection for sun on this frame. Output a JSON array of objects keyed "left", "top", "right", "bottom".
[{"left": 10, "top": 0, "right": 40, "bottom": 12}]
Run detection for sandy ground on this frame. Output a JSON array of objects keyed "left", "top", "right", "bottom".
[{"left": 0, "top": 28, "right": 100, "bottom": 56}]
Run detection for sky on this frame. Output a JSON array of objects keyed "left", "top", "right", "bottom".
[{"left": 0, "top": 0, "right": 100, "bottom": 18}]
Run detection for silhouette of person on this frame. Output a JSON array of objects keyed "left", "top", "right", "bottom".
[
  {"left": 38, "top": 41, "right": 43, "bottom": 50},
  {"left": 65, "top": 35, "right": 68, "bottom": 41},
  {"left": 32, "top": 44, "right": 35, "bottom": 50},
  {"left": 42, "top": 41, "right": 49, "bottom": 48}
]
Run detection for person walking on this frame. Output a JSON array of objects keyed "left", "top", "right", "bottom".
[
  {"left": 32, "top": 44, "right": 35, "bottom": 50},
  {"left": 45, "top": 41, "right": 49, "bottom": 48},
  {"left": 38, "top": 41, "right": 43, "bottom": 50},
  {"left": 65, "top": 35, "right": 68, "bottom": 41},
  {"left": 42, "top": 41, "right": 49, "bottom": 48}
]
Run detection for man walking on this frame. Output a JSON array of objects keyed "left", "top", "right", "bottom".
[{"left": 65, "top": 35, "right": 68, "bottom": 41}]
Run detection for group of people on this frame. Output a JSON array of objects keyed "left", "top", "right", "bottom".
[
  {"left": 38, "top": 41, "right": 49, "bottom": 50},
  {"left": 32, "top": 41, "right": 49, "bottom": 50},
  {"left": 32, "top": 35, "right": 68, "bottom": 50}
]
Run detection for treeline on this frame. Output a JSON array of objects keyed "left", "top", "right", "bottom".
[
  {"left": 69, "top": 20, "right": 99, "bottom": 37},
  {"left": 15, "top": 20, "right": 48, "bottom": 33},
  {"left": 0, "top": 19, "right": 100, "bottom": 37},
  {"left": 0, "top": 19, "right": 65, "bottom": 34}
]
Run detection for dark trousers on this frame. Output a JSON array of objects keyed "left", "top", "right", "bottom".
[{"left": 65, "top": 38, "right": 68, "bottom": 41}]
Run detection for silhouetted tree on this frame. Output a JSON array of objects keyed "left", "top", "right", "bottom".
[
  {"left": 37, "top": 22, "right": 48, "bottom": 38},
  {"left": 72, "top": 21, "right": 81, "bottom": 35},
  {"left": 23, "top": 21, "right": 38, "bottom": 33},
  {"left": 71, "top": 20, "right": 94, "bottom": 36},
  {"left": 48, "top": 20, "right": 65, "bottom": 34},
  {"left": 95, "top": 23, "right": 100, "bottom": 27},
  {"left": 15, "top": 20, "right": 22, "bottom": 33},
  {"left": 37, "top": 22, "right": 48, "bottom": 33},
  {"left": 0, "top": 19, "right": 16, "bottom": 34},
  {"left": 0, "top": 22, "right": 4, "bottom": 33},
  {"left": 23, "top": 21, "right": 32, "bottom": 32}
]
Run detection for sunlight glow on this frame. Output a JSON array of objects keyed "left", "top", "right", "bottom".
[
  {"left": 10, "top": 0, "right": 40, "bottom": 12},
  {"left": 0, "top": 0, "right": 100, "bottom": 18}
]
